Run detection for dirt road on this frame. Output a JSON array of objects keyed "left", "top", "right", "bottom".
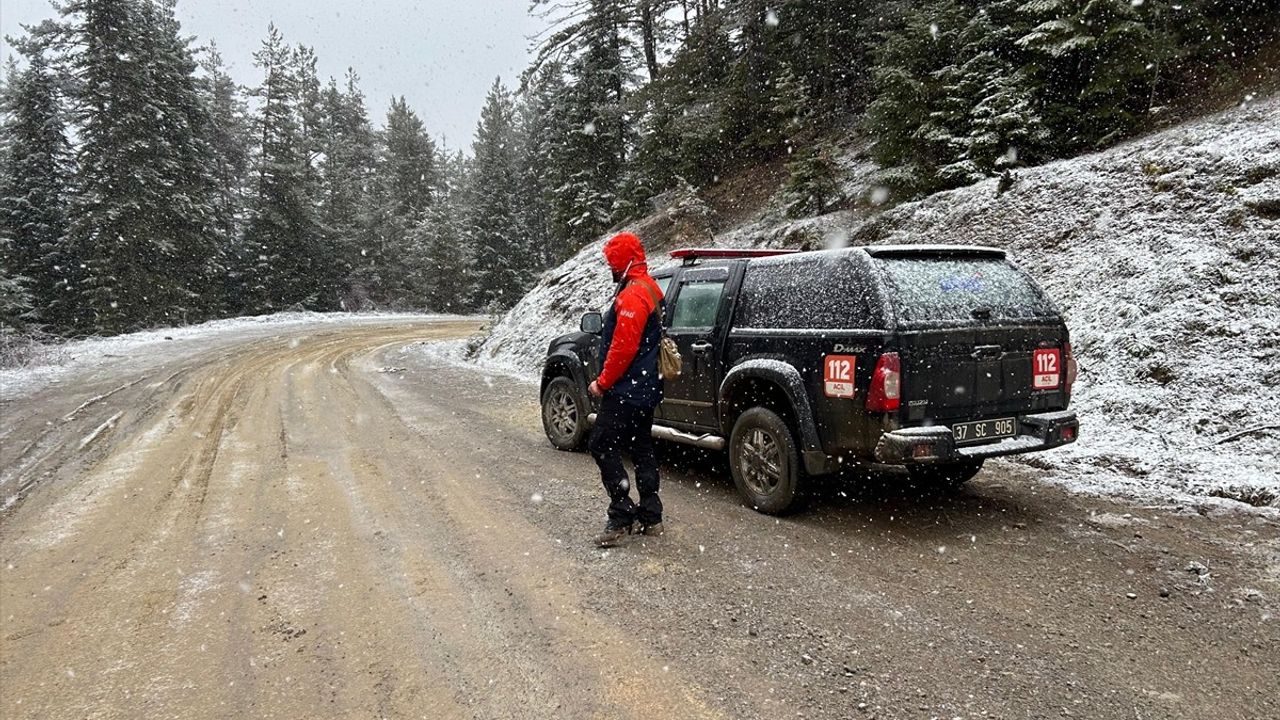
[{"left": 1, "top": 319, "right": 1277, "bottom": 719}]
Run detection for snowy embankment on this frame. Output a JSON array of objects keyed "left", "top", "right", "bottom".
[
  {"left": 0, "top": 312, "right": 445, "bottom": 400},
  {"left": 461, "top": 93, "right": 1280, "bottom": 511}
]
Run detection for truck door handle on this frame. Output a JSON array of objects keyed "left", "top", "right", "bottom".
[
  {"left": 971, "top": 345, "right": 1002, "bottom": 359},
  {"left": 691, "top": 342, "right": 713, "bottom": 354}
]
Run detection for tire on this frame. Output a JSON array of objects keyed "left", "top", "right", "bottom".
[
  {"left": 907, "top": 460, "right": 984, "bottom": 490},
  {"left": 729, "top": 407, "right": 804, "bottom": 514},
  {"left": 541, "top": 376, "right": 588, "bottom": 451}
]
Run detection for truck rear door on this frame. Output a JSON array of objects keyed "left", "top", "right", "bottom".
[{"left": 871, "top": 252, "right": 1069, "bottom": 426}]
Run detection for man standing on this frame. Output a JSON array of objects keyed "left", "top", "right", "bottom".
[{"left": 588, "top": 232, "right": 665, "bottom": 547}]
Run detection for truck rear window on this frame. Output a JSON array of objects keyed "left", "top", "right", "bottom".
[{"left": 875, "top": 257, "right": 1057, "bottom": 324}]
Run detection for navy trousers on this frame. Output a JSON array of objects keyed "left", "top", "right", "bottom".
[{"left": 589, "top": 394, "right": 662, "bottom": 527}]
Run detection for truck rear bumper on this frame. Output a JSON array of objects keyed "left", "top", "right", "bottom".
[{"left": 874, "top": 410, "right": 1079, "bottom": 466}]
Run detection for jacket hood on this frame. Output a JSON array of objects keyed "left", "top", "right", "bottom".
[{"left": 603, "top": 232, "right": 648, "bottom": 280}]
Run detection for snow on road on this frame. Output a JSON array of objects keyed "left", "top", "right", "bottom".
[{"left": 0, "top": 311, "right": 459, "bottom": 401}]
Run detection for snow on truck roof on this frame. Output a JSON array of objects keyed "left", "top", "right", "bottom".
[{"left": 669, "top": 245, "right": 1007, "bottom": 265}]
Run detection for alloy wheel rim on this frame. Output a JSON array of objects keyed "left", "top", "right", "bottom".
[
  {"left": 740, "top": 428, "right": 783, "bottom": 496},
  {"left": 547, "top": 389, "right": 578, "bottom": 439}
]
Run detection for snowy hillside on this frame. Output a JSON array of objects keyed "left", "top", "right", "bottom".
[{"left": 461, "top": 94, "right": 1280, "bottom": 510}]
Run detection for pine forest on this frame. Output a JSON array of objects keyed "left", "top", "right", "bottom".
[{"left": 2, "top": 0, "right": 1276, "bottom": 337}]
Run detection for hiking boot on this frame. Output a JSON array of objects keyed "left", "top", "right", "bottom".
[
  {"left": 594, "top": 522, "right": 633, "bottom": 548},
  {"left": 638, "top": 522, "right": 664, "bottom": 537}
]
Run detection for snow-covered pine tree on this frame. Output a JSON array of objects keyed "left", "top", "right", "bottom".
[
  {"left": 60, "top": 0, "right": 223, "bottom": 333},
  {"left": 375, "top": 96, "right": 438, "bottom": 305},
  {"left": 380, "top": 97, "right": 437, "bottom": 222},
  {"left": 197, "top": 42, "right": 250, "bottom": 312},
  {"left": 723, "top": 0, "right": 788, "bottom": 157},
  {"left": 142, "top": 0, "right": 226, "bottom": 322},
  {"left": 1016, "top": 0, "right": 1158, "bottom": 150},
  {"left": 319, "top": 70, "right": 378, "bottom": 307},
  {"left": 0, "top": 62, "right": 36, "bottom": 333},
  {"left": 867, "top": 0, "right": 972, "bottom": 197},
  {"left": 769, "top": 0, "right": 877, "bottom": 115},
  {"left": 406, "top": 164, "right": 473, "bottom": 312},
  {"left": 536, "top": 0, "right": 635, "bottom": 245},
  {"left": 631, "top": 7, "right": 733, "bottom": 192},
  {"left": 240, "top": 24, "right": 322, "bottom": 313},
  {"left": 467, "top": 78, "right": 527, "bottom": 310},
  {"left": 0, "top": 47, "right": 74, "bottom": 332},
  {"left": 517, "top": 64, "right": 575, "bottom": 268},
  {"left": 289, "top": 45, "right": 342, "bottom": 309}
]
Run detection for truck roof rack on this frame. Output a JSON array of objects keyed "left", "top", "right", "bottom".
[{"left": 669, "top": 247, "right": 801, "bottom": 265}]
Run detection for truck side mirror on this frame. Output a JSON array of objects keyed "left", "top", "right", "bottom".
[{"left": 580, "top": 312, "right": 603, "bottom": 335}]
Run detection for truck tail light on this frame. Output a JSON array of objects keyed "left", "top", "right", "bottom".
[
  {"left": 866, "top": 352, "right": 901, "bottom": 413},
  {"left": 1064, "top": 342, "right": 1078, "bottom": 397}
]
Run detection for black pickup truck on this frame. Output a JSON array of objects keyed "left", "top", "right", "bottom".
[{"left": 540, "top": 245, "right": 1079, "bottom": 514}]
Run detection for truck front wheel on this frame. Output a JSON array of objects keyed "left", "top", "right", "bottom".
[
  {"left": 541, "top": 376, "right": 588, "bottom": 451},
  {"left": 729, "top": 407, "right": 804, "bottom": 514}
]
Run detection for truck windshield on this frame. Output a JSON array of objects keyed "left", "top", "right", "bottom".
[{"left": 875, "top": 256, "right": 1057, "bottom": 324}]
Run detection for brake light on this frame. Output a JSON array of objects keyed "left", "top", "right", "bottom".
[
  {"left": 866, "top": 352, "right": 901, "bottom": 413},
  {"left": 1064, "top": 342, "right": 1078, "bottom": 397}
]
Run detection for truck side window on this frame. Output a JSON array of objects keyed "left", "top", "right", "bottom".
[
  {"left": 735, "top": 260, "right": 875, "bottom": 329},
  {"left": 670, "top": 281, "right": 725, "bottom": 329}
]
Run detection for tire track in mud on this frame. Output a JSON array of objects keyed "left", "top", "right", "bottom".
[
  {"left": 295, "top": 339, "right": 726, "bottom": 718},
  {"left": 1, "top": 321, "right": 730, "bottom": 720},
  {"left": 0, "top": 323, "right": 480, "bottom": 719}
]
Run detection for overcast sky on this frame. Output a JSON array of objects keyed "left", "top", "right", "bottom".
[{"left": 1, "top": 0, "right": 542, "bottom": 150}]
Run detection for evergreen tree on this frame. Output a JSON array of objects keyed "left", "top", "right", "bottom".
[
  {"left": 466, "top": 78, "right": 526, "bottom": 310},
  {"left": 723, "top": 0, "right": 787, "bottom": 156},
  {"left": 380, "top": 96, "right": 437, "bottom": 221},
  {"left": 320, "top": 70, "right": 378, "bottom": 306},
  {"left": 405, "top": 153, "right": 472, "bottom": 312},
  {"left": 867, "top": 0, "right": 969, "bottom": 196},
  {"left": 517, "top": 64, "right": 576, "bottom": 267},
  {"left": 771, "top": 0, "right": 877, "bottom": 114},
  {"left": 0, "top": 49, "right": 74, "bottom": 331},
  {"left": 1016, "top": 0, "right": 1158, "bottom": 149},
  {"left": 531, "top": 0, "right": 634, "bottom": 244},
  {"left": 776, "top": 64, "right": 842, "bottom": 217},
  {"left": 631, "top": 8, "right": 734, "bottom": 192},
  {"left": 197, "top": 42, "right": 250, "bottom": 311},
  {"left": 241, "top": 24, "right": 322, "bottom": 312},
  {"left": 60, "top": 0, "right": 222, "bottom": 333},
  {"left": 376, "top": 96, "right": 438, "bottom": 304}
]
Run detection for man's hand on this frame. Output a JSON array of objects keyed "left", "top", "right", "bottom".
[{"left": 588, "top": 381, "right": 604, "bottom": 398}]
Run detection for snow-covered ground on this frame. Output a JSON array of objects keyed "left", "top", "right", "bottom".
[
  {"left": 0, "top": 312, "right": 451, "bottom": 400},
  {"left": 458, "top": 93, "right": 1280, "bottom": 511}
]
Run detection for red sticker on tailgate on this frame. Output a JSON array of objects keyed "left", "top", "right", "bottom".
[
  {"left": 1033, "top": 349, "right": 1062, "bottom": 389},
  {"left": 824, "top": 355, "right": 856, "bottom": 399}
]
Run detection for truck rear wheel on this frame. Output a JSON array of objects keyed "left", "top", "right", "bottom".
[
  {"left": 541, "top": 376, "right": 588, "bottom": 451},
  {"left": 729, "top": 407, "right": 804, "bottom": 514}
]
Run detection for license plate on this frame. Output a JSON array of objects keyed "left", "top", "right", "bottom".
[{"left": 953, "top": 418, "right": 1017, "bottom": 444}]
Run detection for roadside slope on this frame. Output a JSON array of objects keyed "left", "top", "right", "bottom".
[{"left": 465, "top": 94, "right": 1280, "bottom": 509}]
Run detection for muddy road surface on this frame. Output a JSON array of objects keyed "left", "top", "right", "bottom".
[{"left": 1, "top": 318, "right": 1277, "bottom": 719}]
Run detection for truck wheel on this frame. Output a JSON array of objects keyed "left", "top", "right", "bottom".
[
  {"left": 729, "top": 407, "right": 804, "bottom": 514},
  {"left": 907, "top": 460, "right": 984, "bottom": 490},
  {"left": 542, "top": 376, "right": 588, "bottom": 451}
]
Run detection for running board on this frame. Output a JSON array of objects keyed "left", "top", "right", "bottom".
[{"left": 587, "top": 413, "right": 727, "bottom": 451}]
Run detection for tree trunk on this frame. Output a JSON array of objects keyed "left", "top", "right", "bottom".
[{"left": 639, "top": 1, "right": 660, "bottom": 82}]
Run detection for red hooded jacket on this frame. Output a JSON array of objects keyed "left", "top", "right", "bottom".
[{"left": 597, "top": 232, "right": 664, "bottom": 395}]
